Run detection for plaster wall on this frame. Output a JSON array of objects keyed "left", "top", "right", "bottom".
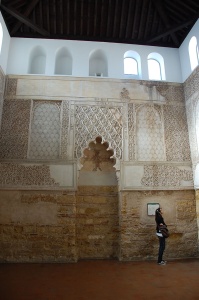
[
  {"left": 179, "top": 19, "right": 199, "bottom": 82},
  {"left": 6, "top": 38, "right": 182, "bottom": 82},
  {"left": 0, "top": 13, "right": 10, "bottom": 75}
]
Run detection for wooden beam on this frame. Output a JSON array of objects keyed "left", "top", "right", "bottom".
[
  {"left": 0, "top": 3, "right": 50, "bottom": 36},
  {"left": 148, "top": 16, "right": 198, "bottom": 43},
  {"left": 11, "top": 0, "right": 41, "bottom": 35},
  {"left": 152, "top": 0, "right": 179, "bottom": 47}
]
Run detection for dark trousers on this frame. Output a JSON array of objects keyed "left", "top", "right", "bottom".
[{"left": 158, "top": 237, "right": 165, "bottom": 263}]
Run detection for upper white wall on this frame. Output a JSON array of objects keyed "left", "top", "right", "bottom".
[
  {"left": 0, "top": 13, "right": 10, "bottom": 74},
  {"left": 6, "top": 37, "right": 182, "bottom": 82},
  {"left": 179, "top": 19, "right": 199, "bottom": 82}
]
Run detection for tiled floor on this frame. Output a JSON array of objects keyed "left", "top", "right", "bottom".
[{"left": 0, "top": 259, "right": 199, "bottom": 300}]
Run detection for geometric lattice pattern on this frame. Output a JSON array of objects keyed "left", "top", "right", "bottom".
[
  {"left": 136, "top": 105, "right": 165, "bottom": 161},
  {"left": 163, "top": 105, "right": 191, "bottom": 161},
  {"left": 141, "top": 164, "right": 193, "bottom": 187},
  {"left": 75, "top": 105, "right": 122, "bottom": 159},
  {"left": 29, "top": 101, "right": 61, "bottom": 159}
]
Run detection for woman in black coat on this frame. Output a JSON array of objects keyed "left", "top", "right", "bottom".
[{"left": 155, "top": 207, "right": 167, "bottom": 265}]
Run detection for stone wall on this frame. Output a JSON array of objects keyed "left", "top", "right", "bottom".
[
  {"left": 119, "top": 190, "right": 197, "bottom": 261},
  {"left": 76, "top": 186, "right": 119, "bottom": 260},
  {"left": 0, "top": 75, "right": 198, "bottom": 262},
  {"left": 0, "top": 191, "right": 77, "bottom": 262}
]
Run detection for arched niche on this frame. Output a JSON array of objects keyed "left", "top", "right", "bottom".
[
  {"left": 89, "top": 49, "right": 108, "bottom": 77},
  {"left": 28, "top": 46, "right": 46, "bottom": 74},
  {"left": 54, "top": 47, "right": 72, "bottom": 75}
]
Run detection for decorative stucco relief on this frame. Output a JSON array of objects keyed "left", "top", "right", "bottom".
[
  {"left": 128, "top": 103, "right": 136, "bottom": 161},
  {"left": 0, "top": 68, "right": 5, "bottom": 129},
  {"left": 186, "top": 100, "right": 198, "bottom": 166},
  {"left": 5, "top": 78, "right": 17, "bottom": 97},
  {"left": 80, "top": 136, "right": 116, "bottom": 171},
  {"left": 0, "top": 67, "right": 5, "bottom": 94},
  {"left": 128, "top": 103, "right": 165, "bottom": 161},
  {"left": 0, "top": 163, "right": 59, "bottom": 187},
  {"left": 60, "top": 100, "right": 70, "bottom": 159},
  {"left": 29, "top": 101, "right": 61, "bottom": 159},
  {"left": 156, "top": 84, "right": 185, "bottom": 103},
  {"left": 163, "top": 104, "right": 191, "bottom": 161},
  {"left": 0, "top": 99, "right": 31, "bottom": 159},
  {"left": 120, "top": 88, "right": 130, "bottom": 101},
  {"left": 141, "top": 164, "right": 193, "bottom": 187},
  {"left": 136, "top": 104, "right": 165, "bottom": 161},
  {"left": 184, "top": 66, "right": 199, "bottom": 100},
  {"left": 74, "top": 103, "right": 123, "bottom": 160}
]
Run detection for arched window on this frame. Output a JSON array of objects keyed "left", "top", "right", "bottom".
[
  {"left": 124, "top": 57, "right": 138, "bottom": 75},
  {"left": 124, "top": 50, "right": 141, "bottom": 78},
  {"left": 189, "top": 36, "right": 199, "bottom": 71},
  {"left": 147, "top": 53, "right": 166, "bottom": 81},
  {"left": 148, "top": 59, "right": 161, "bottom": 80},
  {"left": 0, "top": 23, "right": 3, "bottom": 55}
]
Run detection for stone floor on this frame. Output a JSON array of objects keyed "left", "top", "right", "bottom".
[{"left": 0, "top": 258, "right": 199, "bottom": 300}]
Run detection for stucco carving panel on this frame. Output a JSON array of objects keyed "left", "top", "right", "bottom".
[
  {"left": 184, "top": 66, "right": 199, "bottom": 100},
  {"left": 0, "top": 100, "right": 30, "bottom": 159},
  {"left": 74, "top": 104, "right": 122, "bottom": 159},
  {"left": 60, "top": 100, "right": 69, "bottom": 159},
  {"left": 128, "top": 104, "right": 136, "bottom": 160},
  {"left": 5, "top": 78, "right": 17, "bottom": 97},
  {"left": 136, "top": 104, "right": 165, "bottom": 161},
  {"left": 80, "top": 136, "right": 116, "bottom": 171},
  {"left": 156, "top": 84, "right": 185, "bottom": 103},
  {"left": 163, "top": 105, "right": 191, "bottom": 161},
  {"left": 29, "top": 101, "right": 61, "bottom": 159},
  {"left": 128, "top": 103, "right": 165, "bottom": 161},
  {"left": 0, "top": 68, "right": 5, "bottom": 128},
  {"left": 0, "top": 67, "right": 5, "bottom": 94},
  {"left": 0, "top": 163, "right": 59, "bottom": 187},
  {"left": 186, "top": 100, "right": 198, "bottom": 166},
  {"left": 141, "top": 164, "right": 193, "bottom": 187}
]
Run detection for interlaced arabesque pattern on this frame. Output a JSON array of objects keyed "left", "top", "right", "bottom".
[
  {"left": 0, "top": 100, "right": 30, "bottom": 159},
  {"left": 29, "top": 102, "right": 61, "bottom": 159},
  {"left": 0, "top": 162, "right": 59, "bottom": 187},
  {"left": 141, "top": 164, "right": 193, "bottom": 187},
  {"left": 75, "top": 105, "right": 122, "bottom": 159}
]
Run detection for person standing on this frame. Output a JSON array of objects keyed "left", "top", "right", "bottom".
[{"left": 155, "top": 207, "right": 167, "bottom": 265}]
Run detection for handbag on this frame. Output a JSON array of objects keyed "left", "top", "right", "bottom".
[{"left": 158, "top": 225, "right": 169, "bottom": 238}]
